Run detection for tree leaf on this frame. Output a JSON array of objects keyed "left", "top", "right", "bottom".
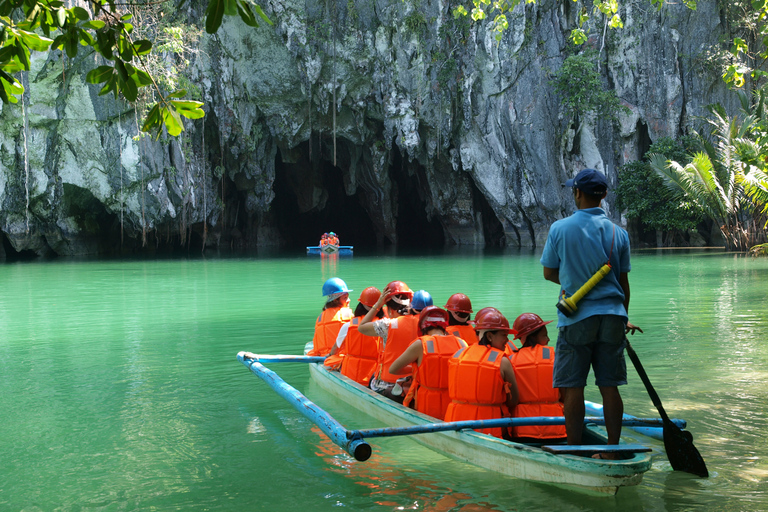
[
  {"left": 56, "top": 7, "right": 66, "bottom": 27},
  {"left": 171, "top": 99, "right": 205, "bottom": 119},
  {"left": 81, "top": 20, "right": 106, "bottom": 29},
  {"left": 237, "top": 0, "right": 258, "bottom": 27},
  {"left": 162, "top": 105, "right": 184, "bottom": 136},
  {"left": 167, "top": 89, "right": 187, "bottom": 99},
  {"left": 253, "top": 4, "right": 272, "bottom": 25},
  {"left": 86, "top": 65, "right": 114, "bottom": 84},
  {"left": 133, "top": 39, "right": 152, "bottom": 55},
  {"left": 121, "top": 74, "right": 138, "bottom": 101},
  {"left": 205, "top": 0, "right": 226, "bottom": 34},
  {"left": 72, "top": 6, "right": 89, "bottom": 20}
]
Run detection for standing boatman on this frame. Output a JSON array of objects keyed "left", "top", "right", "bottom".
[{"left": 540, "top": 168, "right": 642, "bottom": 450}]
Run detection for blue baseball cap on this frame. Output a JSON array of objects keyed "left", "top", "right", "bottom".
[{"left": 565, "top": 168, "right": 608, "bottom": 194}]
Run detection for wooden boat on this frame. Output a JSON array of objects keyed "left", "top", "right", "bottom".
[
  {"left": 307, "top": 349, "right": 653, "bottom": 495},
  {"left": 306, "top": 244, "right": 354, "bottom": 255}
]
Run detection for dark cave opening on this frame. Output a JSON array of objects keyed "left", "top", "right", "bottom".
[
  {"left": 271, "top": 141, "right": 446, "bottom": 251},
  {"left": 1, "top": 233, "right": 39, "bottom": 261},
  {"left": 470, "top": 178, "right": 505, "bottom": 247},
  {"left": 390, "top": 148, "right": 445, "bottom": 249},
  {"left": 272, "top": 142, "right": 380, "bottom": 251}
]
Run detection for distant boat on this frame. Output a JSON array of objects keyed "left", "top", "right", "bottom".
[{"left": 306, "top": 245, "right": 353, "bottom": 255}]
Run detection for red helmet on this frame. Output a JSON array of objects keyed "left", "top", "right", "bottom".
[
  {"left": 474, "top": 307, "right": 500, "bottom": 323},
  {"left": 444, "top": 293, "right": 473, "bottom": 314},
  {"left": 358, "top": 287, "right": 381, "bottom": 308},
  {"left": 418, "top": 306, "right": 449, "bottom": 335},
  {"left": 512, "top": 313, "right": 553, "bottom": 341},
  {"left": 474, "top": 309, "right": 516, "bottom": 335},
  {"left": 386, "top": 281, "right": 413, "bottom": 298}
]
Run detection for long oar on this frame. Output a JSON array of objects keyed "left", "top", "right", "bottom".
[{"left": 625, "top": 340, "right": 708, "bottom": 477}]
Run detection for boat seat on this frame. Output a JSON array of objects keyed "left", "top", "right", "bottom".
[{"left": 541, "top": 444, "right": 651, "bottom": 455}]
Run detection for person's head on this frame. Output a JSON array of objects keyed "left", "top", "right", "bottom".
[
  {"left": 513, "top": 313, "right": 553, "bottom": 348},
  {"left": 565, "top": 168, "right": 608, "bottom": 209},
  {"left": 474, "top": 309, "right": 516, "bottom": 349},
  {"left": 385, "top": 280, "right": 413, "bottom": 316},
  {"left": 418, "top": 306, "right": 449, "bottom": 336},
  {"left": 355, "top": 286, "right": 384, "bottom": 318},
  {"left": 444, "top": 293, "right": 473, "bottom": 325},
  {"left": 411, "top": 290, "right": 433, "bottom": 314},
  {"left": 322, "top": 277, "right": 351, "bottom": 309}
]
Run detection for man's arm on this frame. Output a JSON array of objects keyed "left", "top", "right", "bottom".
[
  {"left": 543, "top": 266, "right": 560, "bottom": 285},
  {"left": 619, "top": 272, "right": 643, "bottom": 335}
]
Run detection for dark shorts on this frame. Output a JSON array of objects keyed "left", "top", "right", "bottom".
[{"left": 552, "top": 315, "right": 627, "bottom": 388}]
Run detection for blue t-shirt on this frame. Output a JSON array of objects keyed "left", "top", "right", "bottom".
[{"left": 540, "top": 208, "right": 630, "bottom": 327}]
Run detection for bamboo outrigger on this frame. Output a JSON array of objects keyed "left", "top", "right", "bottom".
[{"left": 236, "top": 350, "right": 677, "bottom": 495}]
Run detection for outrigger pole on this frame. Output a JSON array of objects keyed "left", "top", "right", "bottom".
[{"left": 237, "top": 353, "right": 685, "bottom": 461}]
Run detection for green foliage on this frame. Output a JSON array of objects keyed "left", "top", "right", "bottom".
[
  {"left": 0, "top": 0, "right": 271, "bottom": 137},
  {"left": 404, "top": 11, "right": 426, "bottom": 37},
  {"left": 649, "top": 89, "right": 768, "bottom": 250},
  {"left": 616, "top": 137, "right": 705, "bottom": 234},
  {"left": 550, "top": 51, "right": 630, "bottom": 121}
]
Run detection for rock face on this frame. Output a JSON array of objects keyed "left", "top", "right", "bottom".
[{"left": 0, "top": 0, "right": 735, "bottom": 257}]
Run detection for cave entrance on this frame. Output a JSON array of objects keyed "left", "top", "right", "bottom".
[
  {"left": 469, "top": 177, "right": 505, "bottom": 247},
  {"left": 390, "top": 148, "right": 445, "bottom": 249},
  {"left": 272, "top": 143, "right": 379, "bottom": 251}
]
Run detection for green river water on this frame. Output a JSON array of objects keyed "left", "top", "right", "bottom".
[{"left": 1, "top": 249, "right": 766, "bottom": 511}]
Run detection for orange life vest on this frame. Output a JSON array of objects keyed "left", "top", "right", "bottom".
[
  {"left": 338, "top": 317, "right": 381, "bottom": 385},
  {"left": 403, "top": 334, "right": 467, "bottom": 419},
  {"left": 444, "top": 344, "right": 509, "bottom": 438},
  {"left": 308, "top": 306, "right": 353, "bottom": 356},
  {"left": 510, "top": 345, "right": 565, "bottom": 439},
  {"left": 447, "top": 324, "right": 479, "bottom": 345},
  {"left": 376, "top": 315, "right": 420, "bottom": 384}
]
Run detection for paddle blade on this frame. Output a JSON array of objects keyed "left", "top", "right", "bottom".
[{"left": 663, "top": 421, "right": 709, "bottom": 477}]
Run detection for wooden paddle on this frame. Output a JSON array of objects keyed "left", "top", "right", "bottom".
[{"left": 625, "top": 340, "right": 709, "bottom": 477}]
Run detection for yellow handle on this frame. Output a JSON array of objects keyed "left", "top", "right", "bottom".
[
  {"left": 558, "top": 264, "right": 612, "bottom": 315},
  {"left": 570, "top": 264, "right": 612, "bottom": 304}
]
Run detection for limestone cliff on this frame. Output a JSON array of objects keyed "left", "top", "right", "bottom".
[{"left": 0, "top": 0, "right": 735, "bottom": 257}]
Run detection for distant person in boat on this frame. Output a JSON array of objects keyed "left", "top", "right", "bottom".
[
  {"left": 541, "top": 168, "right": 643, "bottom": 448},
  {"left": 508, "top": 313, "right": 566, "bottom": 441},
  {"left": 329, "top": 232, "right": 339, "bottom": 246},
  {"left": 444, "top": 308, "right": 519, "bottom": 439},
  {"left": 389, "top": 306, "right": 467, "bottom": 420},
  {"left": 410, "top": 290, "right": 433, "bottom": 314},
  {"left": 320, "top": 233, "right": 329, "bottom": 247},
  {"left": 325, "top": 286, "right": 384, "bottom": 386},
  {"left": 358, "top": 281, "right": 419, "bottom": 403},
  {"left": 444, "top": 293, "right": 478, "bottom": 345},
  {"left": 307, "top": 277, "right": 354, "bottom": 357}
]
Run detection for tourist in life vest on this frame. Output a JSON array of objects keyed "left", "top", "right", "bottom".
[
  {"left": 320, "top": 233, "right": 329, "bottom": 247},
  {"left": 473, "top": 307, "right": 518, "bottom": 355},
  {"left": 388, "top": 306, "right": 467, "bottom": 420},
  {"left": 444, "top": 293, "right": 479, "bottom": 345},
  {"left": 325, "top": 286, "right": 384, "bottom": 385},
  {"left": 328, "top": 232, "right": 339, "bottom": 246},
  {"left": 509, "top": 313, "right": 566, "bottom": 441},
  {"left": 308, "top": 277, "right": 354, "bottom": 356},
  {"left": 444, "top": 308, "right": 519, "bottom": 439},
  {"left": 358, "top": 281, "right": 419, "bottom": 403}
]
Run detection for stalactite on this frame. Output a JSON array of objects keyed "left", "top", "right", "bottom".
[
  {"left": 332, "top": 0, "right": 337, "bottom": 167},
  {"left": 134, "top": 107, "right": 147, "bottom": 247},
  {"left": 119, "top": 109, "right": 124, "bottom": 248},
  {"left": 201, "top": 116, "right": 208, "bottom": 253},
  {"left": 21, "top": 71, "right": 30, "bottom": 235}
]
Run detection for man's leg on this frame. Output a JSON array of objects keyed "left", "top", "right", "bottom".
[
  {"left": 598, "top": 386, "right": 623, "bottom": 445},
  {"left": 561, "top": 386, "right": 585, "bottom": 445}
]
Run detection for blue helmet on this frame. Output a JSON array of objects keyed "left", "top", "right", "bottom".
[
  {"left": 322, "top": 277, "right": 351, "bottom": 297},
  {"left": 411, "top": 290, "right": 433, "bottom": 311}
]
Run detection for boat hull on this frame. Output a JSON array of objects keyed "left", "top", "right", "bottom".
[
  {"left": 306, "top": 245, "right": 353, "bottom": 255},
  {"left": 308, "top": 361, "right": 652, "bottom": 495}
]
